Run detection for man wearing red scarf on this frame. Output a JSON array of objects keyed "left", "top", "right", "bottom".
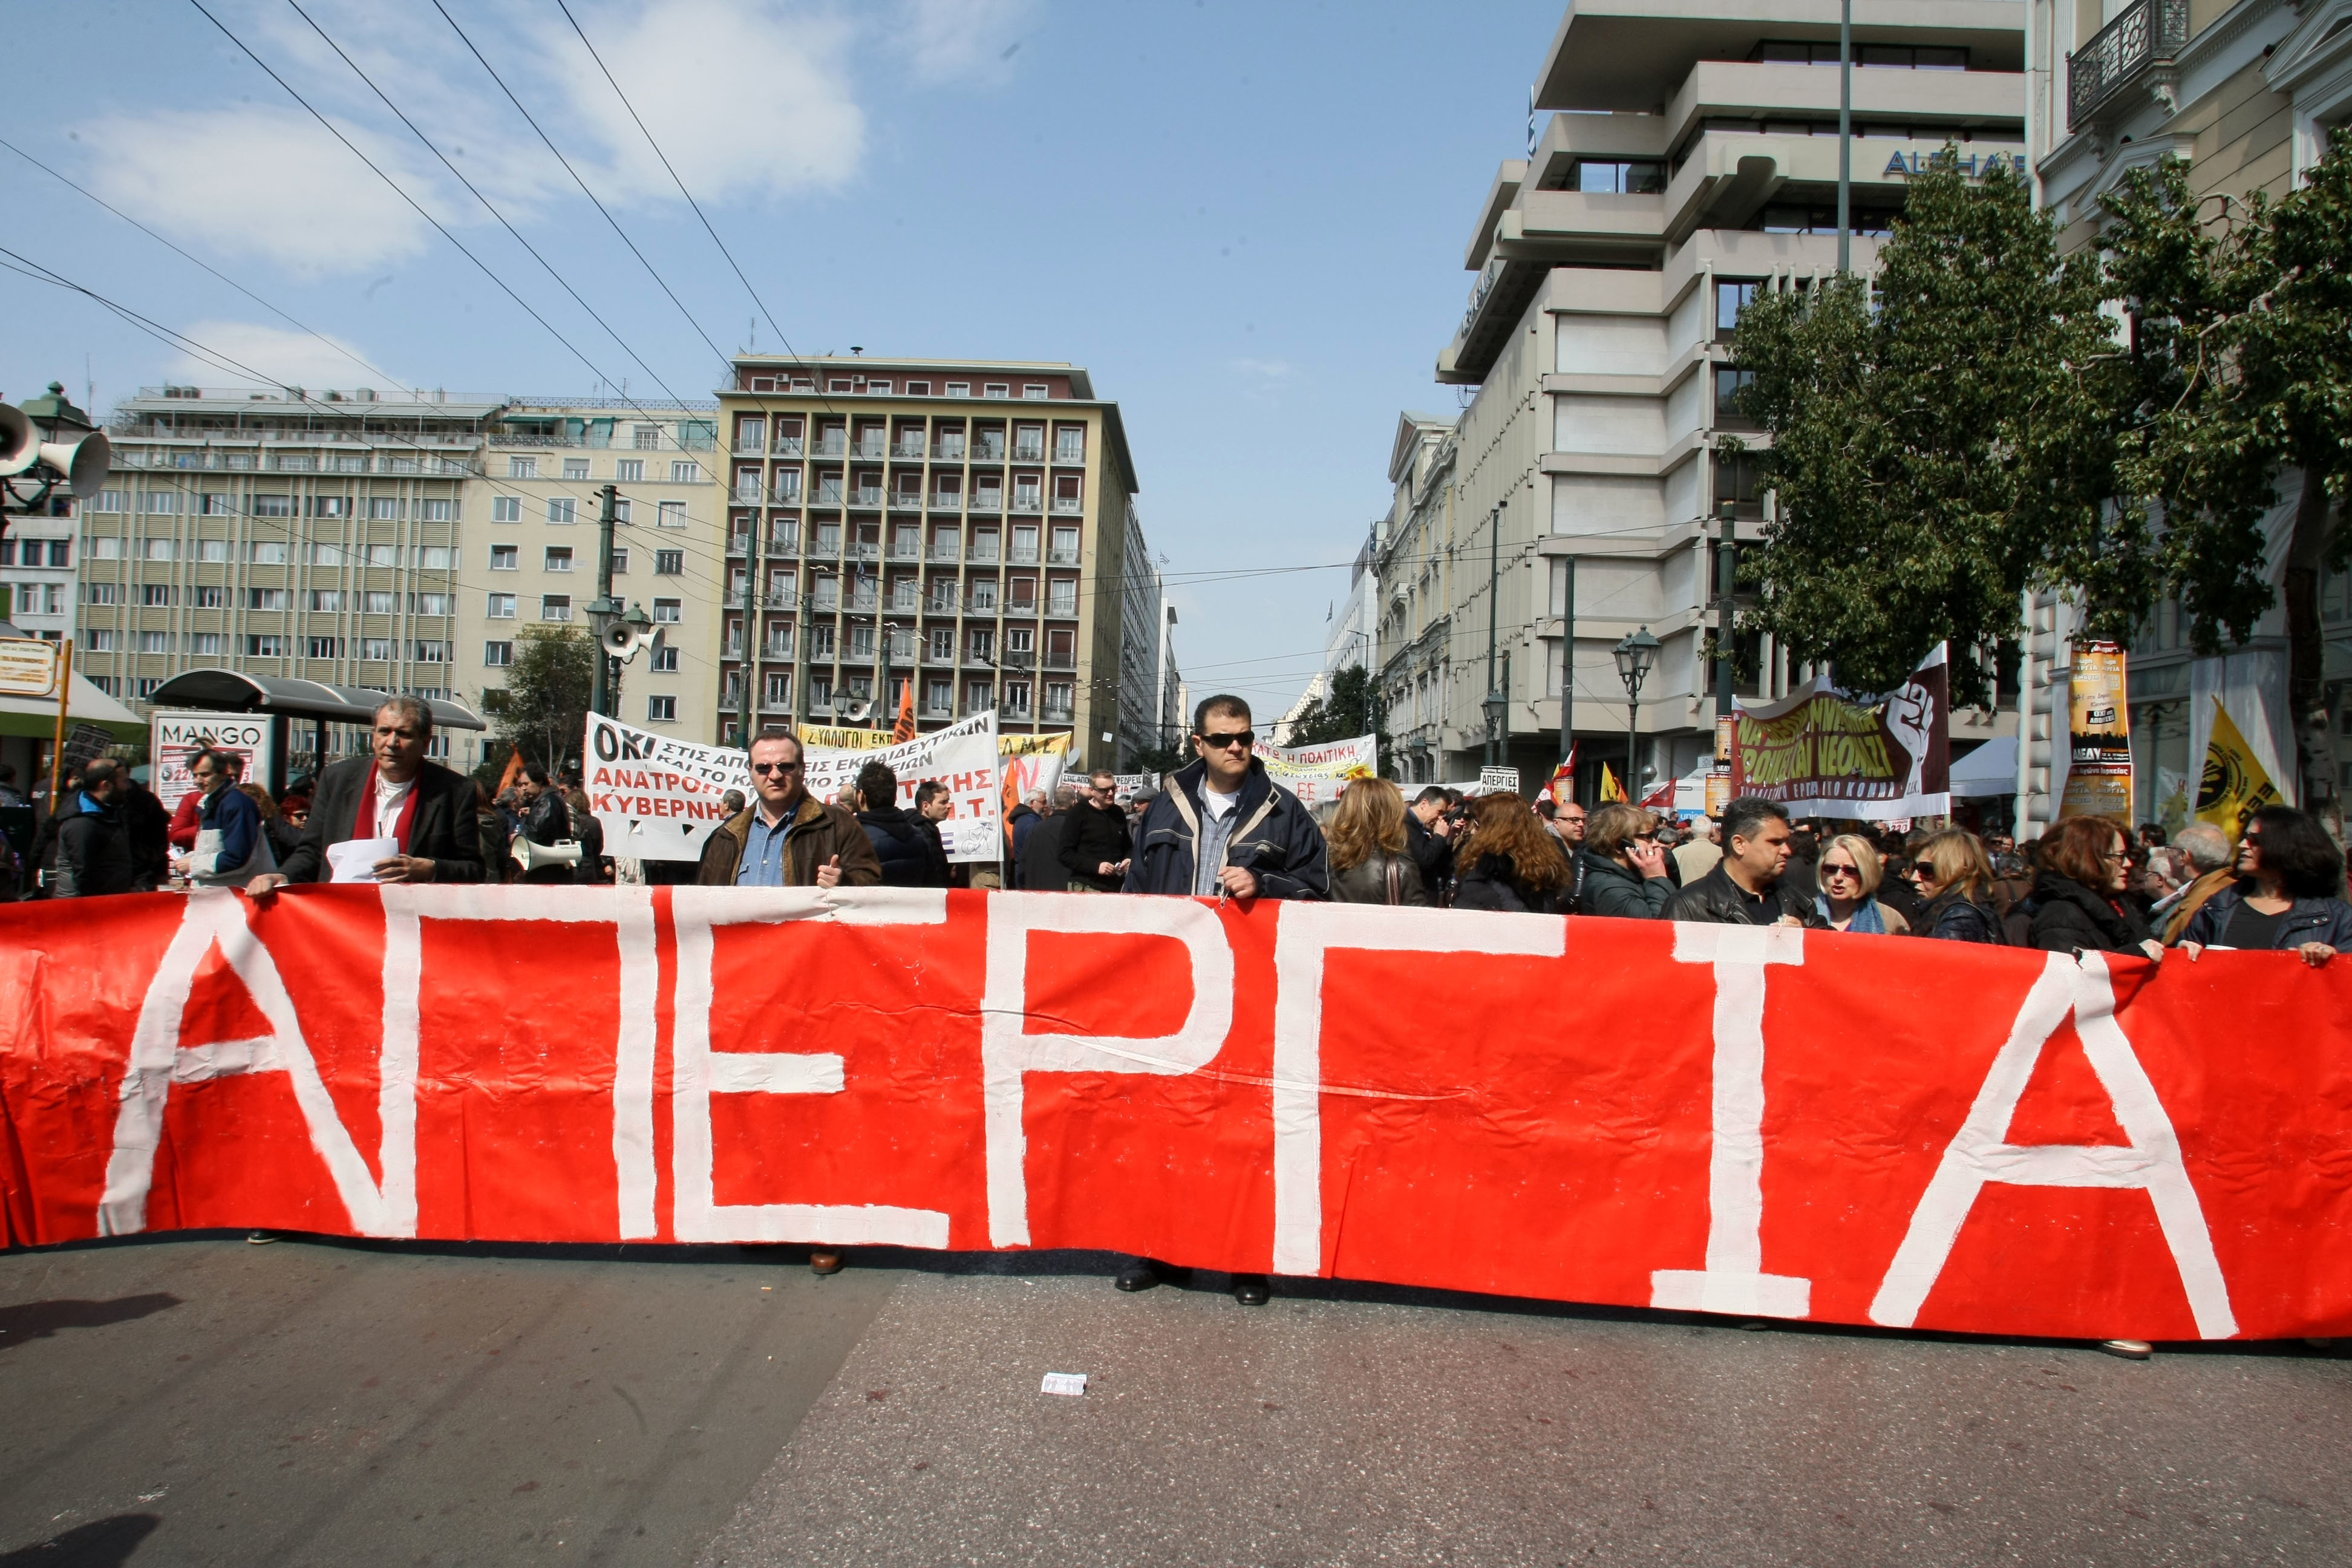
[{"left": 249, "top": 696, "right": 486, "bottom": 891}]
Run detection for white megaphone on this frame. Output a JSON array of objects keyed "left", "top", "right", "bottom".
[
  {"left": 600, "top": 618, "right": 642, "bottom": 659},
  {"left": 0, "top": 404, "right": 34, "bottom": 478},
  {"left": 512, "top": 835, "right": 584, "bottom": 873},
  {"left": 841, "top": 699, "right": 873, "bottom": 724},
  {"left": 38, "top": 431, "right": 110, "bottom": 497}
]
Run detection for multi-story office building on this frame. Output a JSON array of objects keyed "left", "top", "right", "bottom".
[
  {"left": 711, "top": 357, "right": 1150, "bottom": 768},
  {"left": 2017, "top": 0, "right": 2352, "bottom": 831},
  {"left": 457, "top": 399, "right": 725, "bottom": 759},
  {"left": 1376, "top": 413, "right": 1461, "bottom": 780},
  {"left": 76, "top": 385, "right": 492, "bottom": 756},
  {"left": 1401, "top": 0, "right": 2024, "bottom": 796}
]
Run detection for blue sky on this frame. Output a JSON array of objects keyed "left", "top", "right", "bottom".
[{"left": 3, "top": 0, "right": 1561, "bottom": 722}]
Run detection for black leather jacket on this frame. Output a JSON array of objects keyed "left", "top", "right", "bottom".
[{"left": 1662, "top": 864, "right": 1823, "bottom": 927}]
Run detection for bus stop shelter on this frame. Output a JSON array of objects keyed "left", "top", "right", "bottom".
[{"left": 144, "top": 671, "right": 486, "bottom": 795}]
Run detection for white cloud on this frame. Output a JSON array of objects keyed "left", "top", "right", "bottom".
[
  {"left": 79, "top": 105, "right": 444, "bottom": 276},
  {"left": 898, "top": 0, "right": 1038, "bottom": 85},
  {"left": 171, "top": 319, "right": 399, "bottom": 394},
  {"left": 551, "top": 0, "right": 866, "bottom": 201}
]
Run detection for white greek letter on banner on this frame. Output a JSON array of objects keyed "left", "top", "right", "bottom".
[
  {"left": 670, "top": 886, "right": 952, "bottom": 1246},
  {"left": 1869, "top": 951, "right": 2236, "bottom": 1337},
  {"left": 979, "top": 891, "right": 1235, "bottom": 1247},
  {"left": 1650, "top": 922, "right": 1814, "bottom": 1318},
  {"left": 1269, "top": 903, "right": 1564, "bottom": 1277}
]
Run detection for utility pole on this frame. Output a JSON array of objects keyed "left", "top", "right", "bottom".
[
  {"left": 1558, "top": 556, "right": 1575, "bottom": 789},
  {"left": 1483, "top": 504, "right": 1502, "bottom": 769},
  {"left": 1713, "top": 503, "right": 1738, "bottom": 815},
  {"left": 1837, "top": 0, "right": 1852, "bottom": 274},
  {"left": 589, "top": 484, "right": 619, "bottom": 717},
  {"left": 736, "top": 517, "right": 759, "bottom": 746}
]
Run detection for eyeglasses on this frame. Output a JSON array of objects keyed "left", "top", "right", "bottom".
[
  {"left": 1821, "top": 863, "right": 1863, "bottom": 880},
  {"left": 1198, "top": 730, "right": 1254, "bottom": 751},
  {"left": 2099, "top": 849, "right": 2129, "bottom": 863},
  {"left": 750, "top": 761, "right": 802, "bottom": 776}
]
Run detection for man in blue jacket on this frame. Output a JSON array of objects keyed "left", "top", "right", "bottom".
[
  {"left": 1122, "top": 694, "right": 1330, "bottom": 904},
  {"left": 1116, "top": 693, "right": 1328, "bottom": 1309}
]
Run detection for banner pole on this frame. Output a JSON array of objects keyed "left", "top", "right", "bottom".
[{"left": 47, "top": 639, "right": 73, "bottom": 814}]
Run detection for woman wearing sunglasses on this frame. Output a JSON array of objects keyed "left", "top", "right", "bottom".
[
  {"left": 1903, "top": 827, "right": 2003, "bottom": 942},
  {"left": 1572, "top": 802, "right": 1673, "bottom": 920},
  {"left": 1812, "top": 834, "right": 1910, "bottom": 935},
  {"left": 2177, "top": 805, "right": 2352, "bottom": 967}
]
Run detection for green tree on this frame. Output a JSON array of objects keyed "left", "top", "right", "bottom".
[
  {"left": 480, "top": 624, "right": 593, "bottom": 776},
  {"left": 1728, "top": 152, "right": 2120, "bottom": 707},
  {"left": 2110, "top": 136, "right": 2352, "bottom": 829},
  {"left": 1283, "top": 665, "right": 1393, "bottom": 774}
]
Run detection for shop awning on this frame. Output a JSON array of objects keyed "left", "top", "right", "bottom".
[
  {"left": 1949, "top": 736, "right": 2018, "bottom": 799},
  {"left": 145, "top": 670, "right": 485, "bottom": 731},
  {"left": 0, "top": 671, "right": 146, "bottom": 740}
]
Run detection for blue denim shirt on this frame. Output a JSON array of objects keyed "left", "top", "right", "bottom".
[{"left": 736, "top": 808, "right": 794, "bottom": 886}]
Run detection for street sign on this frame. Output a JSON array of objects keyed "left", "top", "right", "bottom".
[
  {"left": 0, "top": 637, "right": 60, "bottom": 698},
  {"left": 1478, "top": 765, "right": 1521, "bottom": 795},
  {"left": 151, "top": 710, "right": 276, "bottom": 812}
]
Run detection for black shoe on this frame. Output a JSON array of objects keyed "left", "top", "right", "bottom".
[
  {"left": 1114, "top": 1258, "right": 1161, "bottom": 1293},
  {"left": 1232, "top": 1273, "right": 1270, "bottom": 1307},
  {"left": 809, "top": 1249, "right": 843, "bottom": 1275}
]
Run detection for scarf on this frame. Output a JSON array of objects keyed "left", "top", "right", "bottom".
[
  {"left": 353, "top": 762, "right": 423, "bottom": 854},
  {"left": 1819, "top": 894, "right": 1887, "bottom": 934}
]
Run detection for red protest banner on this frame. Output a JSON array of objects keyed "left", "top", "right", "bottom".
[{"left": 2, "top": 887, "right": 2347, "bottom": 1344}]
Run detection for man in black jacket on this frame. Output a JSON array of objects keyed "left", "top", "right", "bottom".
[
  {"left": 1663, "top": 795, "right": 1820, "bottom": 927},
  {"left": 54, "top": 759, "right": 137, "bottom": 898},
  {"left": 1122, "top": 695, "right": 1328, "bottom": 904},
  {"left": 1057, "top": 769, "right": 1131, "bottom": 892},
  {"left": 251, "top": 696, "right": 487, "bottom": 889},
  {"left": 1016, "top": 791, "right": 1071, "bottom": 891},
  {"left": 855, "top": 760, "right": 950, "bottom": 887},
  {"left": 1404, "top": 786, "right": 1454, "bottom": 902}
]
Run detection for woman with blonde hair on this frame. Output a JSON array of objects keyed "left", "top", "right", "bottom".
[
  {"left": 1814, "top": 832, "right": 1910, "bottom": 935},
  {"left": 1324, "top": 776, "right": 1429, "bottom": 906},
  {"left": 1905, "top": 827, "right": 2002, "bottom": 942},
  {"left": 1573, "top": 801, "right": 1673, "bottom": 920},
  {"left": 1452, "top": 792, "right": 1572, "bottom": 912}
]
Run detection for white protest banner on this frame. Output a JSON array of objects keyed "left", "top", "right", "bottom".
[
  {"left": 1254, "top": 734, "right": 1377, "bottom": 808},
  {"left": 1479, "top": 766, "right": 1522, "bottom": 795},
  {"left": 804, "top": 710, "right": 1002, "bottom": 862},
  {"left": 997, "top": 731, "right": 1073, "bottom": 843},
  {"left": 151, "top": 711, "right": 276, "bottom": 813},
  {"left": 1111, "top": 773, "right": 1153, "bottom": 805},
  {"left": 584, "top": 712, "right": 749, "bottom": 862}
]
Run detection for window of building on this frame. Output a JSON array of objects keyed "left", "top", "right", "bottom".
[
  {"left": 657, "top": 501, "right": 687, "bottom": 529},
  {"left": 414, "top": 545, "right": 456, "bottom": 569},
  {"left": 563, "top": 458, "right": 590, "bottom": 480},
  {"left": 1575, "top": 160, "right": 1667, "bottom": 194},
  {"left": 488, "top": 593, "right": 517, "bottom": 619},
  {"left": 1048, "top": 580, "right": 1077, "bottom": 616},
  {"left": 412, "top": 641, "right": 448, "bottom": 663},
  {"left": 541, "top": 595, "right": 571, "bottom": 621},
  {"left": 616, "top": 458, "right": 645, "bottom": 482},
  {"left": 368, "top": 497, "right": 402, "bottom": 520},
  {"left": 642, "top": 694, "right": 677, "bottom": 724},
  {"left": 907, "top": 381, "right": 931, "bottom": 396},
  {"left": 311, "top": 543, "right": 344, "bottom": 566},
  {"left": 544, "top": 547, "right": 573, "bottom": 572},
  {"left": 191, "top": 585, "right": 224, "bottom": 609},
  {"left": 1752, "top": 39, "right": 1967, "bottom": 68},
  {"left": 1714, "top": 367, "right": 1759, "bottom": 425},
  {"left": 1755, "top": 204, "right": 1898, "bottom": 236},
  {"left": 363, "top": 638, "right": 396, "bottom": 661},
  {"left": 145, "top": 492, "right": 179, "bottom": 515},
  {"left": 137, "top": 630, "right": 172, "bottom": 655},
  {"left": 509, "top": 457, "right": 538, "bottom": 479},
  {"left": 182, "top": 631, "right": 220, "bottom": 658},
  {"left": 365, "top": 590, "right": 396, "bottom": 613},
  {"left": 246, "top": 635, "right": 288, "bottom": 658},
  {"left": 86, "top": 581, "right": 119, "bottom": 605},
  {"left": 92, "top": 489, "right": 124, "bottom": 512},
  {"left": 491, "top": 544, "right": 518, "bottom": 570},
  {"left": 134, "top": 677, "right": 163, "bottom": 698},
  {"left": 252, "top": 494, "right": 294, "bottom": 517},
  {"left": 201, "top": 493, "right": 232, "bottom": 516},
  {"left": 656, "top": 549, "right": 684, "bottom": 575},
  {"left": 651, "top": 644, "right": 679, "bottom": 672},
  {"left": 196, "top": 539, "right": 228, "bottom": 562},
  {"left": 1714, "top": 453, "right": 1766, "bottom": 518},
  {"left": 485, "top": 641, "right": 514, "bottom": 667},
  {"left": 1716, "top": 279, "right": 1762, "bottom": 340},
  {"left": 491, "top": 496, "right": 521, "bottom": 523},
  {"left": 85, "top": 629, "right": 117, "bottom": 652},
  {"left": 548, "top": 497, "right": 577, "bottom": 525},
  {"left": 142, "top": 583, "right": 176, "bottom": 607},
  {"left": 609, "top": 547, "right": 630, "bottom": 575},
  {"left": 144, "top": 538, "right": 176, "bottom": 561},
  {"left": 249, "top": 541, "right": 289, "bottom": 564},
  {"left": 633, "top": 425, "right": 662, "bottom": 450},
  {"left": 307, "top": 636, "right": 343, "bottom": 660},
  {"left": 653, "top": 598, "right": 682, "bottom": 623},
  {"left": 671, "top": 461, "right": 701, "bottom": 483},
  {"left": 310, "top": 589, "right": 343, "bottom": 612},
  {"left": 1023, "top": 384, "right": 1048, "bottom": 399},
  {"left": 312, "top": 496, "right": 348, "bottom": 518},
  {"left": 984, "top": 384, "right": 1010, "bottom": 399}
]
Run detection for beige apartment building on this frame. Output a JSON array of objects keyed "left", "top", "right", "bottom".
[
  {"left": 2019, "top": 0, "right": 2352, "bottom": 830},
  {"left": 711, "top": 357, "right": 1156, "bottom": 769},
  {"left": 457, "top": 399, "right": 726, "bottom": 758},
  {"left": 1388, "top": 0, "right": 2024, "bottom": 797},
  {"left": 75, "top": 385, "right": 488, "bottom": 761}
]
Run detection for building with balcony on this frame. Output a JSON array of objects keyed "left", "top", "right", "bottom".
[
  {"left": 73, "top": 385, "right": 495, "bottom": 759},
  {"left": 2017, "top": 0, "right": 2352, "bottom": 832},
  {"left": 456, "top": 398, "right": 723, "bottom": 758},
  {"left": 1398, "top": 0, "right": 2025, "bottom": 796},
  {"left": 712, "top": 357, "right": 1155, "bottom": 767}
]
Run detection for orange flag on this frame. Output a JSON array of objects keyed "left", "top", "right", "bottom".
[{"left": 891, "top": 679, "right": 915, "bottom": 743}]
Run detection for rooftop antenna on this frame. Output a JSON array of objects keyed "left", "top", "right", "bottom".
[{"left": 749, "top": 316, "right": 757, "bottom": 351}]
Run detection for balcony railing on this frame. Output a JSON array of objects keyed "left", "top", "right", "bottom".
[
  {"left": 1042, "top": 704, "right": 1073, "bottom": 722},
  {"left": 814, "top": 437, "right": 848, "bottom": 457},
  {"left": 2068, "top": 0, "right": 2189, "bottom": 130},
  {"left": 1013, "top": 445, "right": 1044, "bottom": 463},
  {"left": 1050, "top": 497, "right": 1083, "bottom": 514},
  {"left": 970, "top": 492, "right": 1004, "bottom": 513},
  {"left": 929, "top": 492, "right": 964, "bottom": 510},
  {"left": 855, "top": 442, "right": 886, "bottom": 460},
  {"left": 1047, "top": 547, "right": 1080, "bottom": 566},
  {"left": 890, "top": 493, "right": 922, "bottom": 511},
  {"left": 1011, "top": 494, "right": 1044, "bottom": 514},
  {"left": 1008, "top": 544, "right": 1040, "bottom": 565},
  {"left": 932, "top": 443, "right": 967, "bottom": 462},
  {"left": 815, "top": 485, "right": 844, "bottom": 506},
  {"left": 895, "top": 442, "right": 926, "bottom": 460},
  {"left": 1003, "top": 704, "right": 1034, "bottom": 720},
  {"left": 973, "top": 442, "right": 1006, "bottom": 462},
  {"left": 776, "top": 439, "right": 805, "bottom": 458},
  {"left": 851, "top": 487, "right": 883, "bottom": 508},
  {"left": 1053, "top": 447, "right": 1085, "bottom": 465}
]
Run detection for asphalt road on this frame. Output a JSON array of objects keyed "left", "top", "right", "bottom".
[{"left": 5, "top": 1238, "right": 2352, "bottom": 1566}]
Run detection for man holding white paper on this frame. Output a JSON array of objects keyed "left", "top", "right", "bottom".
[{"left": 250, "top": 696, "right": 486, "bottom": 892}]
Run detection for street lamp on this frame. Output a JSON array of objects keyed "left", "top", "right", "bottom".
[
  {"left": 1613, "top": 626, "right": 1659, "bottom": 803},
  {"left": 1481, "top": 685, "right": 1508, "bottom": 771}
]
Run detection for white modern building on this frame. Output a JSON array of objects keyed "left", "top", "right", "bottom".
[{"left": 1392, "top": 0, "right": 2025, "bottom": 799}]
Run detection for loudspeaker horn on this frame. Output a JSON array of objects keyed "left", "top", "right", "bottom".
[
  {"left": 511, "top": 835, "right": 584, "bottom": 872},
  {"left": 37, "top": 431, "right": 110, "bottom": 497},
  {"left": 841, "top": 699, "right": 873, "bottom": 724},
  {"left": 600, "top": 618, "right": 642, "bottom": 658},
  {"left": 0, "top": 404, "right": 35, "bottom": 478}
]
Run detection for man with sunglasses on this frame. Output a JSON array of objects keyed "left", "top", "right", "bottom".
[
  {"left": 1122, "top": 694, "right": 1329, "bottom": 905},
  {"left": 695, "top": 730, "right": 881, "bottom": 890}
]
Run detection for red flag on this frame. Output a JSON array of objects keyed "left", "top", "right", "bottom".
[{"left": 891, "top": 679, "right": 915, "bottom": 743}]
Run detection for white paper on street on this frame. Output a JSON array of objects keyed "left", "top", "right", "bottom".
[{"left": 327, "top": 838, "right": 399, "bottom": 884}]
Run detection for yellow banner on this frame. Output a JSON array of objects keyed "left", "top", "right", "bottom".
[
  {"left": 796, "top": 722, "right": 895, "bottom": 751},
  {"left": 2194, "top": 697, "right": 2279, "bottom": 837}
]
